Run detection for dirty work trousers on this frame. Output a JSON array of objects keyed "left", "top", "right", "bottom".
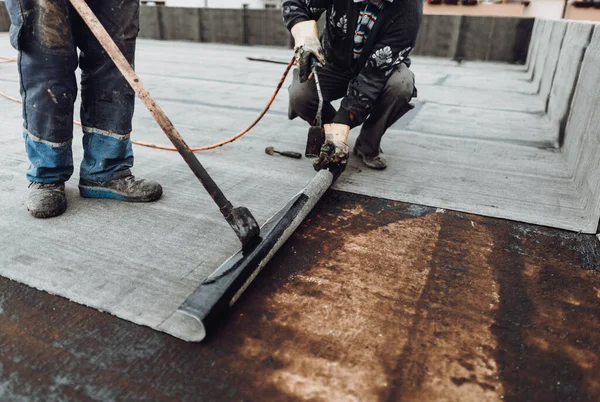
[
  {"left": 289, "top": 62, "right": 416, "bottom": 158},
  {"left": 5, "top": 0, "right": 139, "bottom": 183}
]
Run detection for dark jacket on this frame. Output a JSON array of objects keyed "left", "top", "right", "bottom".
[{"left": 282, "top": 0, "right": 422, "bottom": 127}]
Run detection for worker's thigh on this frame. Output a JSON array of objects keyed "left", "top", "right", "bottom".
[
  {"left": 6, "top": 0, "right": 79, "bottom": 144},
  {"left": 288, "top": 63, "right": 354, "bottom": 124},
  {"left": 72, "top": 0, "right": 140, "bottom": 134}
]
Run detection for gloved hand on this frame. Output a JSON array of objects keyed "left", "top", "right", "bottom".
[
  {"left": 291, "top": 20, "right": 326, "bottom": 83},
  {"left": 313, "top": 124, "right": 350, "bottom": 173}
]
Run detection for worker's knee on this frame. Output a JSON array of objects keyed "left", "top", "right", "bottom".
[
  {"left": 382, "top": 64, "right": 415, "bottom": 105},
  {"left": 288, "top": 70, "right": 319, "bottom": 119}
]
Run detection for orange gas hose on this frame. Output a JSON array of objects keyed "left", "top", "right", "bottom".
[{"left": 0, "top": 57, "right": 295, "bottom": 152}]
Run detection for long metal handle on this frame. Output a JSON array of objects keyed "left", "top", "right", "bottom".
[
  {"left": 69, "top": 0, "right": 233, "bottom": 215},
  {"left": 313, "top": 67, "right": 324, "bottom": 128}
]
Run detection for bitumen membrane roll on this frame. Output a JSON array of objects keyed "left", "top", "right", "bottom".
[{"left": 159, "top": 170, "right": 334, "bottom": 342}]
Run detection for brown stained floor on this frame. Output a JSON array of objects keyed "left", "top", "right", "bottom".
[{"left": 0, "top": 190, "right": 599, "bottom": 402}]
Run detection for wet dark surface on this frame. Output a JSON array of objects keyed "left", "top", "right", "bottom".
[{"left": 0, "top": 190, "right": 599, "bottom": 401}]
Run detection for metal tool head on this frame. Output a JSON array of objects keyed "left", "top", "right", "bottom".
[
  {"left": 305, "top": 126, "right": 325, "bottom": 158},
  {"left": 305, "top": 63, "right": 326, "bottom": 158},
  {"left": 225, "top": 206, "right": 261, "bottom": 250}
]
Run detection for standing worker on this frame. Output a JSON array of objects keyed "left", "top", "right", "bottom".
[
  {"left": 283, "top": 0, "right": 422, "bottom": 171},
  {"left": 5, "top": 0, "right": 162, "bottom": 219}
]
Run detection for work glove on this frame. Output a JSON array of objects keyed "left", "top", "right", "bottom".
[
  {"left": 291, "top": 20, "right": 326, "bottom": 83},
  {"left": 313, "top": 124, "right": 350, "bottom": 174}
]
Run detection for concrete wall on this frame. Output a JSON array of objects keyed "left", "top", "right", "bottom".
[
  {"left": 164, "top": 0, "right": 278, "bottom": 9},
  {"left": 424, "top": 4, "right": 526, "bottom": 17},
  {"left": 0, "top": 1, "right": 532, "bottom": 64},
  {"left": 139, "top": 7, "right": 533, "bottom": 63},
  {"left": 0, "top": 2, "right": 10, "bottom": 33},
  {"left": 412, "top": 14, "right": 534, "bottom": 63},
  {"left": 139, "top": 6, "right": 290, "bottom": 46}
]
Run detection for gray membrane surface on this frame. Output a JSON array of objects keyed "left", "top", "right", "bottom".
[{"left": 0, "top": 34, "right": 597, "bottom": 339}]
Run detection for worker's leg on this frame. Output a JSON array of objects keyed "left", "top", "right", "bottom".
[
  {"left": 72, "top": 0, "right": 139, "bottom": 182},
  {"left": 6, "top": 0, "right": 78, "bottom": 183},
  {"left": 288, "top": 64, "right": 353, "bottom": 125},
  {"left": 355, "top": 64, "right": 415, "bottom": 169},
  {"left": 6, "top": 0, "right": 78, "bottom": 218},
  {"left": 73, "top": 0, "right": 161, "bottom": 201}
]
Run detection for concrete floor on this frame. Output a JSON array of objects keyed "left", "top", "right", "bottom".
[{"left": 0, "top": 190, "right": 598, "bottom": 401}]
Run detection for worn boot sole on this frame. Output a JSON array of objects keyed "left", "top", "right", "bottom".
[
  {"left": 27, "top": 203, "right": 67, "bottom": 219},
  {"left": 353, "top": 147, "right": 388, "bottom": 170},
  {"left": 78, "top": 185, "right": 163, "bottom": 203}
]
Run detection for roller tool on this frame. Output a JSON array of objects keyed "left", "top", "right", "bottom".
[
  {"left": 265, "top": 147, "right": 302, "bottom": 159},
  {"left": 69, "top": 0, "right": 260, "bottom": 249},
  {"left": 68, "top": 0, "right": 339, "bottom": 342}
]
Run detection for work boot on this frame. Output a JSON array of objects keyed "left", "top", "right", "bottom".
[
  {"left": 354, "top": 146, "right": 388, "bottom": 170},
  {"left": 79, "top": 174, "right": 163, "bottom": 202},
  {"left": 26, "top": 182, "right": 67, "bottom": 219}
]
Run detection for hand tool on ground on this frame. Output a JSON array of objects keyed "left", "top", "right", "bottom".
[
  {"left": 265, "top": 147, "right": 302, "bottom": 159},
  {"left": 246, "top": 56, "right": 290, "bottom": 65},
  {"left": 305, "top": 65, "right": 326, "bottom": 158},
  {"left": 68, "top": 0, "right": 260, "bottom": 249}
]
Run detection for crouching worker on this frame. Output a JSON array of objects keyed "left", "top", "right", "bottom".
[
  {"left": 5, "top": 0, "right": 162, "bottom": 218},
  {"left": 283, "top": 0, "right": 422, "bottom": 171}
]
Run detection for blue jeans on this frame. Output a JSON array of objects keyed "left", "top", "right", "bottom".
[{"left": 6, "top": 0, "right": 139, "bottom": 183}]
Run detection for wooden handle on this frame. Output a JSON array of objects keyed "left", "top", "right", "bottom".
[
  {"left": 68, "top": 0, "right": 232, "bottom": 211},
  {"left": 279, "top": 151, "right": 303, "bottom": 159}
]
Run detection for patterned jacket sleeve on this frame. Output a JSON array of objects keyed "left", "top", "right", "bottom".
[
  {"left": 335, "top": 4, "right": 422, "bottom": 128},
  {"left": 282, "top": 0, "right": 329, "bottom": 31}
]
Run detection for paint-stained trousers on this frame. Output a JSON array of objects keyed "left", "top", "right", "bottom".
[
  {"left": 5, "top": 0, "right": 139, "bottom": 183},
  {"left": 289, "top": 63, "right": 416, "bottom": 158}
]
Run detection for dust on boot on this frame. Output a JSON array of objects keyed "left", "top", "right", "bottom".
[
  {"left": 26, "top": 182, "right": 67, "bottom": 219},
  {"left": 79, "top": 172, "right": 162, "bottom": 203}
]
